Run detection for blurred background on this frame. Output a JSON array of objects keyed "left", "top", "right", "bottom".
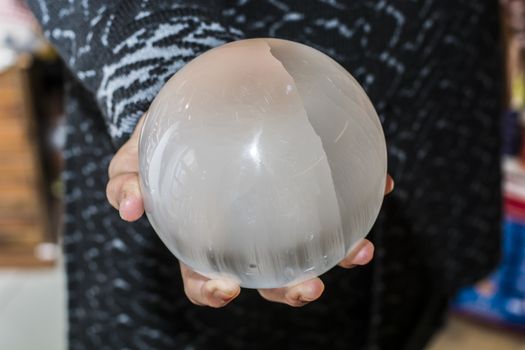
[{"left": 1, "top": 0, "right": 525, "bottom": 349}]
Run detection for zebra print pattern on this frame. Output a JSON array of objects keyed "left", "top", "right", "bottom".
[
  {"left": 29, "top": 0, "right": 243, "bottom": 147},
  {"left": 28, "top": 1, "right": 503, "bottom": 349}
]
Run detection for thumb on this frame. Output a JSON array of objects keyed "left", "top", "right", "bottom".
[{"left": 106, "top": 172, "right": 144, "bottom": 222}]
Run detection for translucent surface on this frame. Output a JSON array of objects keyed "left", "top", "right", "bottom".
[{"left": 139, "top": 38, "right": 387, "bottom": 288}]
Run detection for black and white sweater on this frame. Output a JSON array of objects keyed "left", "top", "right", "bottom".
[
  {"left": 30, "top": 1, "right": 243, "bottom": 147},
  {"left": 28, "top": 1, "right": 503, "bottom": 349}
]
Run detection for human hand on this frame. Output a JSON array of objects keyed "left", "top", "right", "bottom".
[{"left": 106, "top": 113, "right": 394, "bottom": 308}]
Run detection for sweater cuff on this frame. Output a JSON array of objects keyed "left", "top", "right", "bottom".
[{"left": 93, "top": 5, "right": 243, "bottom": 147}]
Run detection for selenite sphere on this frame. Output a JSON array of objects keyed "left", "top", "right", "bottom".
[{"left": 139, "top": 38, "right": 387, "bottom": 288}]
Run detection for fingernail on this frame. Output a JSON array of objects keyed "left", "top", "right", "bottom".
[
  {"left": 354, "top": 248, "right": 369, "bottom": 265},
  {"left": 118, "top": 194, "right": 133, "bottom": 219},
  {"left": 119, "top": 192, "right": 129, "bottom": 208},
  {"left": 213, "top": 289, "right": 236, "bottom": 303},
  {"left": 386, "top": 178, "right": 394, "bottom": 193},
  {"left": 296, "top": 299, "right": 310, "bottom": 306}
]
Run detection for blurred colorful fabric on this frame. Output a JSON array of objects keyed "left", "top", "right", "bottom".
[{"left": 454, "top": 159, "right": 525, "bottom": 329}]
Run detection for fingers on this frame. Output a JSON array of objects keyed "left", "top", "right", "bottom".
[
  {"left": 106, "top": 172, "right": 144, "bottom": 221},
  {"left": 385, "top": 174, "right": 394, "bottom": 195},
  {"left": 257, "top": 238, "right": 374, "bottom": 308},
  {"left": 258, "top": 278, "right": 325, "bottom": 307},
  {"left": 179, "top": 240, "right": 373, "bottom": 309},
  {"left": 108, "top": 144, "right": 139, "bottom": 179},
  {"left": 339, "top": 239, "right": 375, "bottom": 268},
  {"left": 106, "top": 114, "right": 148, "bottom": 221},
  {"left": 180, "top": 263, "right": 240, "bottom": 308}
]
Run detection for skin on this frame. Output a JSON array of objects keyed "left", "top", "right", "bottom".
[{"left": 107, "top": 114, "right": 395, "bottom": 308}]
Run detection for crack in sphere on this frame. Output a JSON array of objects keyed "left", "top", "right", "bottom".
[{"left": 139, "top": 38, "right": 387, "bottom": 288}]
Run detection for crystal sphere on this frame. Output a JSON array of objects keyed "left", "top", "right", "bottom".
[{"left": 139, "top": 38, "right": 387, "bottom": 288}]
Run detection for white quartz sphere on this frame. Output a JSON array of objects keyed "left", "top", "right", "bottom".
[{"left": 139, "top": 38, "right": 387, "bottom": 288}]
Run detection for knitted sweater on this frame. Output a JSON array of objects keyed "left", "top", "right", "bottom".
[{"left": 28, "top": 1, "right": 503, "bottom": 349}]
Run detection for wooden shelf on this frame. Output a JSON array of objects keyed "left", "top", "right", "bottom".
[{"left": 0, "top": 57, "right": 52, "bottom": 267}]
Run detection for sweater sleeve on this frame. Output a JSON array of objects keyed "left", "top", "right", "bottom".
[{"left": 27, "top": 0, "right": 244, "bottom": 147}]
